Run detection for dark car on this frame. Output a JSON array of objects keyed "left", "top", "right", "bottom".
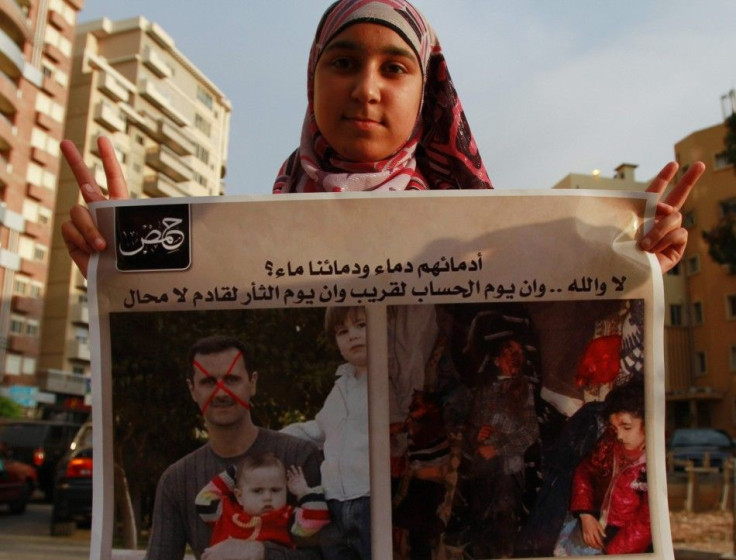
[
  {"left": 50, "top": 422, "right": 92, "bottom": 536},
  {"left": 0, "top": 420, "right": 81, "bottom": 500},
  {"left": 669, "top": 428, "right": 734, "bottom": 470},
  {"left": 0, "top": 442, "right": 37, "bottom": 514}
]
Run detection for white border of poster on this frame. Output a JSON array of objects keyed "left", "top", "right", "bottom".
[{"left": 87, "top": 190, "right": 669, "bottom": 560}]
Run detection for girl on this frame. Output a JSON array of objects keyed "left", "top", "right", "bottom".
[{"left": 61, "top": 0, "right": 703, "bottom": 278}]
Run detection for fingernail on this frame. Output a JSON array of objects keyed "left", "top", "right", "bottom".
[
  {"left": 83, "top": 183, "right": 95, "bottom": 194},
  {"left": 94, "top": 237, "right": 106, "bottom": 250}
]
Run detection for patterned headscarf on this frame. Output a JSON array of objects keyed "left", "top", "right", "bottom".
[{"left": 273, "top": 0, "right": 492, "bottom": 193}]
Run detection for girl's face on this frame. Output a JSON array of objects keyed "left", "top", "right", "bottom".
[
  {"left": 313, "top": 23, "right": 423, "bottom": 163},
  {"left": 609, "top": 411, "right": 646, "bottom": 452},
  {"left": 234, "top": 465, "right": 287, "bottom": 515}
]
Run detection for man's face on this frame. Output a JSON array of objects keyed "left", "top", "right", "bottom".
[
  {"left": 234, "top": 465, "right": 287, "bottom": 515},
  {"left": 609, "top": 412, "right": 646, "bottom": 452},
  {"left": 495, "top": 340, "right": 524, "bottom": 377},
  {"left": 188, "top": 347, "right": 257, "bottom": 428}
]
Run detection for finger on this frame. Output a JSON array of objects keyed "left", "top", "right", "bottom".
[
  {"left": 97, "top": 136, "right": 130, "bottom": 199},
  {"left": 69, "top": 204, "right": 107, "bottom": 252},
  {"left": 640, "top": 210, "right": 683, "bottom": 251},
  {"left": 662, "top": 161, "right": 705, "bottom": 211},
  {"left": 645, "top": 162, "right": 679, "bottom": 196},
  {"left": 60, "top": 140, "right": 107, "bottom": 204},
  {"left": 60, "top": 220, "right": 92, "bottom": 278}
]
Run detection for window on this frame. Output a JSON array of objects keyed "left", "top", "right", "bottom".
[
  {"left": 12, "top": 277, "right": 28, "bottom": 295},
  {"left": 197, "top": 86, "right": 213, "bottom": 110},
  {"left": 692, "top": 301, "right": 704, "bottom": 325},
  {"left": 22, "top": 357, "right": 36, "bottom": 375},
  {"left": 687, "top": 255, "right": 700, "bottom": 276},
  {"left": 72, "top": 365, "right": 85, "bottom": 375},
  {"left": 728, "top": 294, "right": 736, "bottom": 320},
  {"left": 667, "top": 262, "right": 681, "bottom": 276},
  {"left": 715, "top": 152, "right": 732, "bottom": 170},
  {"left": 731, "top": 345, "right": 736, "bottom": 372},
  {"left": 5, "top": 354, "right": 21, "bottom": 376},
  {"left": 194, "top": 144, "right": 210, "bottom": 165},
  {"left": 670, "top": 304, "right": 683, "bottom": 326},
  {"left": 9, "top": 316, "right": 24, "bottom": 334},
  {"left": 194, "top": 113, "right": 212, "bottom": 136},
  {"left": 683, "top": 211, "right": 696, "bottom": 229},
  {"left": 720, "top": 198, "right": 736, "bottom": 218},
  {"left": 695, "top": 351, "right": 707, "bottom": 376},
  {"left": 25, "top": 320, "right": 39, "bottom": 337}
]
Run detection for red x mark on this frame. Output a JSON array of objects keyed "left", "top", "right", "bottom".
[{"left": 193, "top": 350, "right": 251, "bottom": 414}]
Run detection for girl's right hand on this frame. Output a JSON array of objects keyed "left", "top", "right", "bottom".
[{"left": 60, "top": 136, "right": 130, "bottom": 277}]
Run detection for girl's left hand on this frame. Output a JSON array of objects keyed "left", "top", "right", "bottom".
[{"left": 639, "top": 161, "right": 705, "bottom": 273}]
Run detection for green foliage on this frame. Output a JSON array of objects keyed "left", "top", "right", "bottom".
[
  {"left": 109, "top": 308, "right": 342, "bottom": 529},
  {"left": 703, "top": 214, "right": 736, "bottom": 271},
  {"left": 725, "top": 112, "right": 736, "bottom": 168},
  {"left": 0, "top": 396, "right": 23, "bottom": 419}
]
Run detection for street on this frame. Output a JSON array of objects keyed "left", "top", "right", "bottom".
[{"left": 0, "top": 500, "right": 90, "bottom": 559}]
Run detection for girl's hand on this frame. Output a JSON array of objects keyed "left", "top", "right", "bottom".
[
  {"left": 286, "top": 465, "right": 309, "bottom": 497},
  {"left": 60, "top": 135, "right": 130, "bottom": 277},
  {"left": 639, "top": 161, "right": 705, "bottom": 273},
  {"left": 579, "top": 513, "right": 605, "bottom": 550}
]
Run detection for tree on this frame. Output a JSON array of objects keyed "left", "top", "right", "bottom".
[
  {"left": 0, "top": 396, "right": 23, "bottom": 419},
  {"left": 702, "top": 113, "right": 736, "bottom": 271}
]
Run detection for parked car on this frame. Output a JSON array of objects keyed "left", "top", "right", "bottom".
[
  {"left": 0, "top": 442, "right": 37, "bottom": 514},
  {"left": 50, "top": 422, "right": 92, "bottom": 536},
  {"left": 668, "top": 428, "right": 734, "bottom": 470},
  {"left": 0, "top": 420, "right": 81, "bottom": 500}
]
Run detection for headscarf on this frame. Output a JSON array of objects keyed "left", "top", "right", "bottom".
[{"left": 273, "top": 0, "right": 492, "bottom": 193}]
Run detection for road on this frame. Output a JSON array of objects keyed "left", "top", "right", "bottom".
[{"left": 0, "top": 500, "right": 91, "bottom": 559}]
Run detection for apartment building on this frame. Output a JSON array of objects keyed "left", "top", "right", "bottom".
[
  {"left": 670, "top": 117, "right": 736, "bottom": 432},
  {"left": 0, "top": 0, "right": 83, "bottom": 407},
  {"left": 38, "top": 16, "right": 231, "bottom": 408}
]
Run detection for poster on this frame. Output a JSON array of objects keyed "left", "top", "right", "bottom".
[{"left": 88, "top": 190, "right": 669, "bottom": 560}]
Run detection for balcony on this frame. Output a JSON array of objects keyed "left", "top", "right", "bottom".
[
  {"left": 0, "top": 247, "right": 20, "bottom": 271},
  {"left": 158, "top": 119, "right": 194, "bottom": 156},
  {"left": 0, "top": 71, "right": 18, "bottom": 115},
  {"left": 0, "top": 110, "right": 14, "bottom": 150},
  {"left": 42, "top": 42, "right": 63, "bottom": 64},
  {"left": 0, "top": 0, "right": 32, "bottom": 44},
  {"left": 65, "top": 339, "right": 91, "bottom": 362},
  {"left": 7, "top": 334, "right": 39, "bottom": 354},
  {"left": 23, "top": 219, "right": 45, "bottom": 239},
  {"left": 30, "top": 146, "right": 53, "bottom": 167},
  {"left": 98, "top": 71, "right": 129, "bottom": 103},
  {"left": 69, "top": 302, "right": 89, "bottom": 325},
  {"left": 48, "top": 9, "right": 69, "bottom": 33},
  {"left": 143, "top": 172, "right": 184, "bottom": 198},
  {"left": 0, "top": 203, "right": 24, "bottom": 231},
  {"left": 26, "top": 183, "right": 54, "bottom": 206},
  {"left": 139, "top": 77, "right": 188, "bottom": 126},
  {"left": 145, "top": 144, "right": 193, "bottom": 183},
  {"left": 19, "top": 257, "right": 46, "bottom": 277},
  {"left": 36, "top": 369, "right": 87, "bottom": 397},
  {"left": 35, "top": 110, "right": 58, "bottom": 133},
  {"left": 11, "top": 295, "right": 43, "bottom": 316},
  {"left": 41, "top": 74, "right": 64, "bottom": 98},
  {"left": 0, "top": 28, "right": 24, "bottom": 79},
  {"left": 143, "top": 45, "right": 171, "bottom": 78},
  {"left": 94, "top": 100, "right": 125, "bottom": 132}
]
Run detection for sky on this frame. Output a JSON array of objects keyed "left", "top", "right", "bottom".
[{"left": 76, "top": 0, "right": 736, "bottom": 195}]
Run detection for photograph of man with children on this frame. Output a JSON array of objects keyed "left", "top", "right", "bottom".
[
  {"left": 109, "top": 306, "right": 370, "bottom": 560},
  {"left": 108, "top": 298, "right": 650, "bottom": 560},
  {"left": 389, "top": 300, "right": 650, "bottom": 560}
]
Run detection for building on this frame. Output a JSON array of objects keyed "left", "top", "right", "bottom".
[
  {"left": 37, "top": 16, "right": 231, "bottom": 413},
  {"left": 670, "top": 117, "right": 736, "bottom": 432},
  {"left": 0, "top": 0, "right": 84, "bottom": 410}
]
